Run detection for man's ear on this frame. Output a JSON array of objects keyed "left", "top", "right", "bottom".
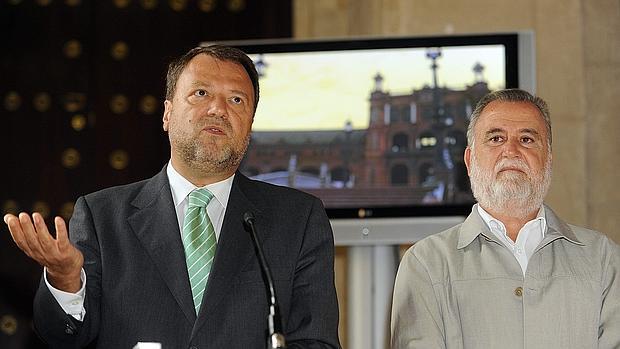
[
  {"left": 464, "top": 147, "right": 472, "bottom": 176},
  {"left": 163, "top": 100, "right": 172, "bottom": 131}
]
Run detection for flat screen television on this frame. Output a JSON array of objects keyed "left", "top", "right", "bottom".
[{"left": 204, "top": 33, "right": 535, "bottom": 245}]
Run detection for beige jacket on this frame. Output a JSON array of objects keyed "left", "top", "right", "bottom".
[{"left": 391, "top": 204, "right": 620, "bottom": 349}]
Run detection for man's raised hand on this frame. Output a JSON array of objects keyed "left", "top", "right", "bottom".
[{"left": 4, "top": 212, "right": 83, "bottom": 292}]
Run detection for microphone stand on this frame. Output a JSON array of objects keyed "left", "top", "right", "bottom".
[{"left": 243, "top": 212, "right": 287, "bottom": 349}]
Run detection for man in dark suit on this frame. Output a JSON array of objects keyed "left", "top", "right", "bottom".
[{"left": 3, "top": 45, "right": 340, "bottom": 348}]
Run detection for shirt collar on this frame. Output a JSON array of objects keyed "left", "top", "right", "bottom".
[
  {"left": 458, "top": 204, "right": 545, "bottom": 249},
  {"left": 458, "top": 203, "right": 583, "bottom": 249},
  {"left": 476, "top": 204, "right": 546, "bottom": 239},
  {"left": 166, "top": 161, "right": 234, "bottom": 210}
]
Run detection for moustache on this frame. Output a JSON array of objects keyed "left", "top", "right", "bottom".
[
  {"left": 197, "top": 117, "right": 233, "bottom": 133},
  {"left": 494, "top": 159, "right": 530, "bottom": 174}
]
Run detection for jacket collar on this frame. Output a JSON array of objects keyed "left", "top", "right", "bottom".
[
  {"left": 128, "top": 165, "right": 198, "bottom": 324},
  {"left": 457, "top": 203, "right": 583, "bottom": 250}
]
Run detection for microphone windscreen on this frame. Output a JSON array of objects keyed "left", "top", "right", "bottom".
[{"left": 243, "top": 211, "right": 255, "bottom": 224}]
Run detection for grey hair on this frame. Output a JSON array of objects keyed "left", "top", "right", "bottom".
[{"left": 466, "top": 89, "right": 552, "bottom": 149}]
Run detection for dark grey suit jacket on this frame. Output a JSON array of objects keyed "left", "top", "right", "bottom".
[{"left": 33, "top": 166, "right": 340, "bottom": 348}]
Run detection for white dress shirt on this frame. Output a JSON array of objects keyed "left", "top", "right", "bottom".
[
  {"left": 477, "top": 204, "right": 547, "bottom": 275},
  {"left": 45, "top": 161, "right": 235, "bottom": 320},
  {"left": 166, "top": 162, "right": 233, "bottom": 242}
]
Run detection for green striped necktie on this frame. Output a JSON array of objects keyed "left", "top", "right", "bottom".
[{"left": 182, "top": 188, "right": 217, "bottom": 314}]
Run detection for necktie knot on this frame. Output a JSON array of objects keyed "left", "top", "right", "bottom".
[{"left": 188, "top": 188, "right": 214, "bottom": 208}]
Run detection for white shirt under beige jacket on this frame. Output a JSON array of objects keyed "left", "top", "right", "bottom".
[{"left": 391, "top": 204, "right": 620, "bottom": 349}]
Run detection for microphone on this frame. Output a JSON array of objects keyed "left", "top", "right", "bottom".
[{"left": 243, "top": 212, "right": 287, "bottom": 349}]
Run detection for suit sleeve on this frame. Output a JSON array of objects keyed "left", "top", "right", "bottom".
[
  {"left": 391, "top": 248, "right": 446, "bottom": 349},
  {"left": 599, "top": 237, "right": 620, "bottom": 349},
  {"left": 33, "top": 196, "right": 102, "bottom": 348},
  {"left": 284, "top": 197, "right": 341, "bottom": 349}
]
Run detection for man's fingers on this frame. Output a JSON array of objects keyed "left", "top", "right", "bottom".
[
  {"left": 18, "top": 212, "right": 45, "bottom": 255},
  {"left": 54, "top": 217, "right": 71, "bottom": 251},
  {"left": 5, "top": 213, "right": 78, "bottom": 271},
  {"left": 5, "top": 213, "right": 35, "bottom": 257},
  {"left": 52, "top": 216, "right": 83, "bottom": 282},
  {"left": 33, "top": 212, "right": 55, "bottom": 250}
]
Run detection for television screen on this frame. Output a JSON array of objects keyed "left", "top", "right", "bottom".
[{"left": 208, "top": 34, "right": 533, "bottom": 227}]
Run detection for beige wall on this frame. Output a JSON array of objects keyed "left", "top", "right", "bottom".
[
  {"left": 294, "top": 0, "right": 620, "bottom": 242},
  {"left": 294, "top": 1, "right": 619, "bottom": 346}
]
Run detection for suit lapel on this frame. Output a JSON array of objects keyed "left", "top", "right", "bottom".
[
  {"left": 191, "top": 173, "right": 262, "bottom": 337},
  {"left": 127, "top": 167, "right": 197, "bottom": 324}
]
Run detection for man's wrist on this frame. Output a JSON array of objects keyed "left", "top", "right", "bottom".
[
  {"left": 47, "top": 269, "right": 82, "bottom": 293},
  {"left": 45, "top": 268, "right": 87, "bottom": 320}
]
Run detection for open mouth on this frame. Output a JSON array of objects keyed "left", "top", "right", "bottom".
[{"left": 203, "top": 126, "right": 226, "bottom": 135}]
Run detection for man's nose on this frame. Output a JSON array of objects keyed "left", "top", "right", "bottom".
[
  {"left": 502, "top": 138, "right": 521, "bottom": 157},
  {"left": 207, "top": 96, "right": 227, "bottom": 117}
]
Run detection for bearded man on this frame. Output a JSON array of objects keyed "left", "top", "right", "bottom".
[
  {"left": 391, "top": 89, "right": 620, "bottom": 349},
  {"left": 4, "top": 45, "right": 340, "bottom": 349}
]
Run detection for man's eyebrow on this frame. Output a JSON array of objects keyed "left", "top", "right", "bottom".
[
  {"left": 519, "top": 128, "right": 542, "bottom": 138},
  {"left": 484, "top": 128, "right": 505, "bottom": 136},
  {"left": 230, "top": 89, "right": 250, "bottom": 100},
  {"left": 483, "top": 127, "right": 542, "bottom": 138},
  {"left": 190, "top": 81, "right": 212, "bottom": 88}
]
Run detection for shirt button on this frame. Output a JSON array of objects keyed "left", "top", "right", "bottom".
[
  {"left": 514, "top": 287, "right": 523, "bottom": 297},
  {"left": 516, "top": 248, "right": 523, "bottom": 254}
]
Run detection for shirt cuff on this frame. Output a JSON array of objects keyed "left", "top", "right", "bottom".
[{"left": 44, "top": 268, "right": 87, "bottom": 321}]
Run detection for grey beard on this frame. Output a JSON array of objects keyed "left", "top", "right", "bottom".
[{"left": 469, "top": 152, "right": 552, "bottom": 219}]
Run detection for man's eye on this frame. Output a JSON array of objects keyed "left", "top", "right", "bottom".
[
  {"left": 194, "top": 90, "right": 207, "bottom": 97},
  {"left": 521, "top": 137, "right": 534, "bottom": 143},
  {"left": 489, "top": 136, "right": 503, "bottom": 142},
  {"left": 231, "top": 96, "right": 243, "bottom": 105}
]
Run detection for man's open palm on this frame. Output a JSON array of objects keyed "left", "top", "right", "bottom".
[{"left": 4, "top": 212, "right": 83, "bottom": 292}]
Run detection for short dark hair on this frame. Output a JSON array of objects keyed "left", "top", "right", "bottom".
[
  {"left": 467, "top": 88, "right": 552, "bottom": 149},
  {"left": 165, "top": 45, "right": 260, "bottom": 112}
]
